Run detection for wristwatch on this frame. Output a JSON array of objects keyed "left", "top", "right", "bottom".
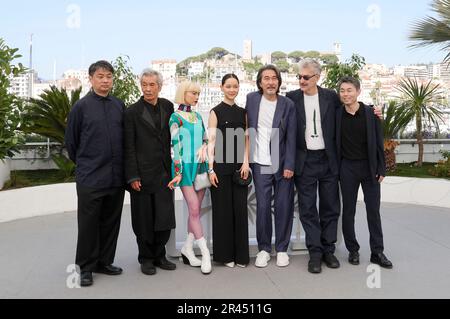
[{"left": 208, "top": 168, "right": 215, "bottom": 175}]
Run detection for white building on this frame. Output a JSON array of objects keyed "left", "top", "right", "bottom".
[
  {"left": 63, "top": 69, "right": 90, "bottom": 95},
  {"left": 63, "top": 69, "right": 89, "bottom": 83},
  {"left": 210, "top": 62, "right": 245, "bottom": 83},
  {"left": 32, "top": 82, "right": 52, "bottom": 98},
  {"left": 334, "top": 42, "right": 342, "bottom": 63},
  {"left": 151, "top": 59, "right": 177, "bottom": 82},
  {"left": 188, "top": 62, "right": 205, "bottom": 77},
  {"left": 259, "top": 53, "right": 272, "bottom": 65},
  {"left": 9, "top": 71, "right": 36, "bottom": 98},
  {"left": 243, "top": 40, "right": 253, "bottom": 61}
]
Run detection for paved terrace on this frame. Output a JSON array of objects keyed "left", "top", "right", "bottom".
[{"left": 1, "top": 202, "right": 449, "bottom": 299}]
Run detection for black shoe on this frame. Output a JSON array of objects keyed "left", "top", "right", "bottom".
[
  {"left": 370, "top": 253, "right": 393, "bottom": 269},
  {"left": 348, "top": 252, "right": 360, "bottom": 265},
  {"left": 95, "top": 264, "right": 123, "bottom": 276},
  {"left": 153, "top": 257, "right": 177, "bottom": 271},
  {"left": 323, "top": 253, "right": 340, "bottom": 269},
  {"left": 80, "top": 272, "right": 93, "bottom": 287},
  {"left": 308, "top": 259, "right": 322, "bottom": 274},
  {"left": 141, "top": 262, "right": 157, "bottom": 276}
]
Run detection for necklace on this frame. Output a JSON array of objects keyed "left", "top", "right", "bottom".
[
  {"left": 178, "top": 104, "right": 197, "bottom": 123},
  {"left": 178, "top": 111, "right": 197, "bottom": 123}
]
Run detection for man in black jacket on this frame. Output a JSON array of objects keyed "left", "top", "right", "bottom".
[
  {"left": 124, "top": 69, "right": 176, "bottom": 276},
  {"left": 286, "top": 59, "right": 341, "bottom": 274},
  {"left": 66, "top": 60, "right": 125, "bottom": 287},
  {"left": 337, "top": 76, "right": 392, "bottom": 269}
]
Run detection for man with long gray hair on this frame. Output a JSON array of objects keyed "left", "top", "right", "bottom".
[{"left": 124, "top": 69, "right": 177, "bottom": 276}]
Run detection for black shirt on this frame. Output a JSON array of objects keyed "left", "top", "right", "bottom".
[
  {"left": 211, "top": 102, "right": 247, "bottom": 175},
  {"left": 341, "top": 102, "right": 368, "bottom": 160},
  {"left": 143, "top": 97, "right": 161, "bottom": 131},
  {"left": 65, "top": 91, "right": 126, "bottom": 189}
]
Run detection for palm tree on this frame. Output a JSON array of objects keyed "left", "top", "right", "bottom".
[
  {"left": 383, "top": 101, "right": 411, "bottom": 172},
  {"left": 409, "top": 0, "right": 450, "bottom": 63},
  {"left": 396, "top": 78, "right": 444, "bottom": 167},
  {"left": 21, "top": 85, "right": 81, "bottom": 144},
  {"left": 21, "top": 85, "right": 81, "bottom": 178}
]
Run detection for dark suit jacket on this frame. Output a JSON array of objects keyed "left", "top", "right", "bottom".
[
  {"left": 124, "top": 97, "right": 174, "bottom": 193},
  {"left": 336, "top": 102, "right": 386, "bottom": 180},
  {"left": 286, "top": 87, "right": 341, "bottom": 176},
  {"left": 245, "top": 91, "right": 297, "bottom": 180}
]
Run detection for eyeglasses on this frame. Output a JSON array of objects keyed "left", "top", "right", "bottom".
[{"left": 296, "top": 74, "right": 318, "bottom": 81}]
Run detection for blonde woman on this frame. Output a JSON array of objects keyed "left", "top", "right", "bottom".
[{"left": 168, "top": 81, "right": 211, "bottom": 274}]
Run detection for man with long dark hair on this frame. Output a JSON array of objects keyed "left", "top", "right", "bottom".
[{"left": 246, "top": 65, "right": 297, "bottom": 268}]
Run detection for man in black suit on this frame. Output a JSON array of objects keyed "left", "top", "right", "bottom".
[
  {"left": 337, "top": 76, "right": 392, "bottom": 269},
  {"left": 286, "top": 59, "right": 341, "bottom": 274},
  {"left": 124, "top": 69, "right": 176, "bottom": 275},
  {"left": 66, "top": 60, "right": 125, "bottom": 287}
]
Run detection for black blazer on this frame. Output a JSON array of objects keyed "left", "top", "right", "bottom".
[
  {"left": 286, "top": 86, "right": 341, "bottom": 176},
  {"left": 124, "top": 97, "right": 174, "bottom": 193},
  {"left": 336, "top": 103, "right": 386, "bottom": 180}
]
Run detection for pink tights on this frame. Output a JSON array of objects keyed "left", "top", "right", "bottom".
[{"left": 181, "top": 186, "right": 206, "bottom": 239}]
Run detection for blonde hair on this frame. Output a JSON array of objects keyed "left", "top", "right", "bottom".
[{"left": 174, "top": 81, "right": 201, "bottom": 105}]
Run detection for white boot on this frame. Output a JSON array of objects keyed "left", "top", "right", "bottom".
[
  {"left": 197, "top": 237, "right": 212, "bottom": 275},
  {"left": 180, "top": 233, "right": 201, "bottom": 267}
]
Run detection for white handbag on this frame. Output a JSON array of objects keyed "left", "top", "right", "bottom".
[{"left": 194, "top": 163, "right": 211, "bottom": 191}]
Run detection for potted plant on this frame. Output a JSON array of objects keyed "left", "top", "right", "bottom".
[{"left": 0, "top": 38, "right": 26, "bottom": 189}]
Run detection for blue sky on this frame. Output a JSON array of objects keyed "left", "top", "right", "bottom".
[{"left": 0, "top": 0, "right": 444, "bottom": 79}]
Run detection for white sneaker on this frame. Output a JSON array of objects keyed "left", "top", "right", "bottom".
[
  {"left": 236, "top": 264, "right": 247, "bottom": 268},
  {"left": 276, "top": 252, "right": 290, "bottom": 267},
  {"left": 255, "top": 251, "right": 271, "bottom": 268},
  {"left": 224, "top": 262, "right": 235, "bottom": 268}
]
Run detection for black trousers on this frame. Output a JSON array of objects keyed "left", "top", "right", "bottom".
[
  {"left": 340, "top": 159, "right": 384, "bottom": 254},
  {"left": 295, "top": 150, "right": 340, "bottom": 259},
  {"left": 75, "top": 184, "right": 125, "bottom": 272},
  {"left": 130, "top": 188, "right": 174, "bottom": 264},
  {"left": 210, "top": 174, "right": 250, "bottom": 265}
]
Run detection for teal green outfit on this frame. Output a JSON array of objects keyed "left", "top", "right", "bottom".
[{"left": 170, "top": 109, "right": 207, "bottom": 187}]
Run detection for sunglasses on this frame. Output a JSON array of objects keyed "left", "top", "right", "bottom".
[{"left": 296, "top": 74, "right": 318, "bottom": 81}]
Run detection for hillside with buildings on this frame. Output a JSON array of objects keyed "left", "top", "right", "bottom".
[{"left": 7, "top": 40, "right": 450, "bottom": 135}]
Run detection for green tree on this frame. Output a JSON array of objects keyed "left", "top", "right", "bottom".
[
  {"left": 21, "top": 86, "right": 82, "bottom": 177},
  {"left": 320, "top": 54, "right": 339, "bottom": 65},
  {"left": 275, "top": 60, "right": 290, "bottom": 73},
  {"left": 0, "top": 38, "right": 26, "bottom": 160},
  {"left": 21, "top": 86, "right": 81, "bottom": 144},
  {"left": 243, "top": 61, "right": 263, "bottom": 76},
  {"left": 409, "top": 0, "right": 450, "bottom": 63},
  {"left": 288, "top": 51, "right": 305, "bottom": 63},
  {"left": 323, "top": 54, "right": 366, "bottom": 92},
  {"left": 206, "top": 47, "right": 229, "bottom": 60},
  {"left": 271, "top": 51, "right": 287, "bottom": 63},
  {"left": 111, "top": 55, "right": 140, "bottom": 106},
  {"left": 304, "top": 51, "right": 321, "bottom": 59},
  {"left": 396, "top": 78, "right": 445, "bottom": 167}
]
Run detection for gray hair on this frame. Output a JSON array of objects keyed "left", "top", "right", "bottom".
[
  {"left": 298, "top": 58, "right": 322, "bottom": 75},
  {"left": 140, "top": 68, "right": 163, "bottom": 87}
]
